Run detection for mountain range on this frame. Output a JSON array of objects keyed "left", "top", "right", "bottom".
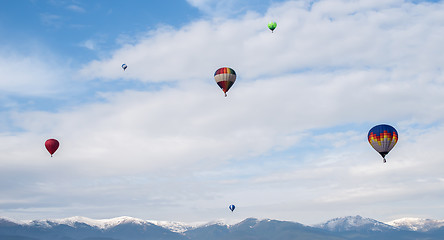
[{"left": 1, "top": 215, "right": 443, "bottom": 240}]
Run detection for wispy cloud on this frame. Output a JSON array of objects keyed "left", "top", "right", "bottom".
[
  {"left": 67, "top": 4, "right": 85, "bottom": 13},
  {"left": 0, "top": 50, "right": 71, "bottom": 97},
  {"left": 81, "top": 39, "right": 96, "bottom": 50},
  {"left": 186, "top": 0, "right": 288, "bottom": 17},
  {"left": 40, "top": 13, "right": 62, "bottom": 28}
]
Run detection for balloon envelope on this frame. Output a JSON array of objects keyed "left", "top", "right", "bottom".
[
  {"left": 45, "top": 139, "right": 59, "bottom": 157},
  {"left": 214, "top": 67, "right": 236, "bottom": 97},
  {"left": 229, "top": 204, "right": 235, "bottom": 212},
  {"left": 122, "top": 63, "right": 127, "bottom": 70},
  {"left": 268, "top": 21, "right": 277, "bottom": 32},
  {"left": 368, "top": 124, "right": 398, "bottom": 162}
]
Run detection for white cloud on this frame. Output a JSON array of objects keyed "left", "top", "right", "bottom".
[{"left": 0, "top": 50, "right": 72, "bottom": 97}]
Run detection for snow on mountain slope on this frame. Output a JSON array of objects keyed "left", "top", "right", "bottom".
[
  {"left": 0, "top": 216, "right": 24, "bottom": 225},
  {"left": 314, "top": 215, "right": 397, "bottom": 232},
  {"left": 3, "top": 215, "right": 444, "bottom": 233},
  {"left": 386, "top": 218, "right": 444, "bottom": 232},
  {"left": 147, "top": 220, "right": 206, "bottom": 233},
  {"left": 54, "top": 216, "right": 147, "bottom": 229},
  {"left": 1, "top": 216, "right": 201, "bottom": 233},
  {"left": 20, "top": 216, "right": 149, "bottom": 229}
]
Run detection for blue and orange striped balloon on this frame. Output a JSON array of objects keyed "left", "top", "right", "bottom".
[
  {"left": 214, "top": 67, "right": 236, "bottom": 97},
  {"left": 368, "top": 124, "right": 398, "bottom": 163}
]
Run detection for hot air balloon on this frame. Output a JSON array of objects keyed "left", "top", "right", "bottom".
[
  {"left": 368, "top": 124, "right": 398, "bottom": 163},
  {"left": 45, "top": 139, "right": 59, "bottom": 157},
  {"left": 268, "top": 21, "right": 277, "bottom": 33},
  {"left": 229, "top": 204, "right": 235, "bottom": 212},
  {"left": 122, "top": 63, "right": 127, "bottom": 71},
  {"left": 214, "top": 67, "right": 236, "bottom": 97}
]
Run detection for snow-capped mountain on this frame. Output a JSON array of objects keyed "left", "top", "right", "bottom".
[
  {"left": 386, "top": 218, "right": 444, "bottom": 232},
  {"left": 1, "top": 215, "right": 444, "bottom": 240},
  {"left": 0, "top": 216, "right": 186, "bottom": 240},
  {"left": 184, "top": 217, "right": 337, "bottom": 240},
  {"left": 25, "top": 216, "right": 147, "bottom": 229},
  {"left": 314, "top": 215, "right": 398, "bottom": 232},
  {"left": 15, "top": 216, "right": 204, "bottom": 233}
]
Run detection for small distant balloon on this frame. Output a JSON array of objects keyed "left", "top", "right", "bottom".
[
  {"left": 214, "top": 67, "right": 236, "bottom": 97},
  {"left": 45, "top": 139, "right": 59, "bottom": 157},
  {"left": 268, "top": 21, "right": 277, "bottom": 32},
  {"left": 368, "top": 124, "right": 398, "bottom": 163},
  {"left": 122, "top": 63, "right": 127, "bottom": 71},
  {"left": 229, "top": 204, "right": 235, "bottom": 212}
]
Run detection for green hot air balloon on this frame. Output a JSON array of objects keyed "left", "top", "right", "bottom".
[{"left": 268, "top": 21, "right": 277, "bottom": 33}]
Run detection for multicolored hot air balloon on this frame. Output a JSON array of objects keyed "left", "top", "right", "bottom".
[
  {"left": 122, "top": 63, "right": 127, "bottom": 71},
  {"left": 214, "top": 67, "right": 236, "bottom": 97},
  {"left": 268, "top": 21, "right": 277, "bottom": 32},
  {"left": 45, "top": 139, "right": 59, "bottom": 157},
  {"left": 368, "top": 124, "right": 398, "bottom": 163},
  {"left": 229, "top": 204, "right": 235, "bottom": 212}
]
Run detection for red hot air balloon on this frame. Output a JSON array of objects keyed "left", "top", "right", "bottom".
[
  {"left": 214, "top": 67, "right": 236, "bottom": 97},
  {"left": 45, "top": 139, "right": 59, "bottom": 157}
]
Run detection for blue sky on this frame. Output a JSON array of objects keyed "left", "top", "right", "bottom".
[
  {"left": 1, "top": 1, "right": 199, "bottom": 58},
  {"left": 1, "top": 0, "right": 444, "bottom": 225}
]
